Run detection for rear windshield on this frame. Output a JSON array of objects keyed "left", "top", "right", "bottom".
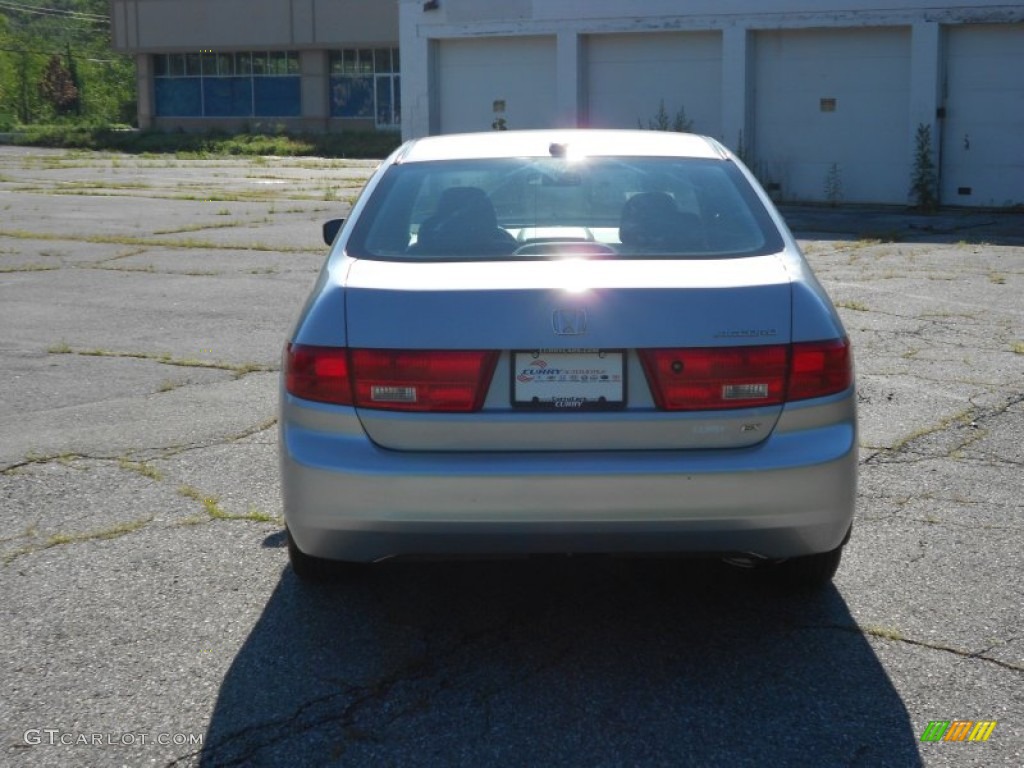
[{"left": 346, "top": 156, "right": 784, "bottom": 261}]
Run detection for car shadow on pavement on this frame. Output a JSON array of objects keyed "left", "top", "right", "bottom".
[{"left": 199, "top": 555, "right": 922, "bottom": 766}]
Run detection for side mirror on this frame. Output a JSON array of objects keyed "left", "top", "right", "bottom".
[{"left": 322, "top": 218, "right": 345, "bottom": 246}]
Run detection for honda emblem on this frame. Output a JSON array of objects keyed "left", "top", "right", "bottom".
[{"left": 552, "top": 309, "right": 587, "bottom": 335}]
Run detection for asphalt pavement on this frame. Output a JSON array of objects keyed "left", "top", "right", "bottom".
[{"left": 0, "top": 147, "right": 1021, "bottom": 767}]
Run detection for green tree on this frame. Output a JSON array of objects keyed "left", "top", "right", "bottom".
[
  {"left": 0, "top": 0, "right": 135, "bottom": 126},
  {"left": 640, "top": 99, "right": 694, "bottom": 133},
  {"left": 910, "top": 123, "right": 938, "bottom": 211}
]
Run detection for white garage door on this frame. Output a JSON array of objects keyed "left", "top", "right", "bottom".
[
  {"left": 586, "top": 32, "right": 722, "bottom": 138},
  {"left": 754, "top": 27, "right": 911, "bottom": 204},
  {"left": 942, "top": 24, "right": 1024, "bottom": 207},
  {"left": 438, "top": 36, "right": 556, "bottom": 134}
]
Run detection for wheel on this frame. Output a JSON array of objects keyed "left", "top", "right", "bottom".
[
  {"left": 286, "top": 527, "right": 364, "bottom": 583},
  {"left": 770, "top": 544, "right": 844, "bottom": 591}
]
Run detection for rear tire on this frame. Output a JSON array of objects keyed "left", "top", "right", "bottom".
[{"left": 286, "top": 527, "right": 363, "bottom": 583}]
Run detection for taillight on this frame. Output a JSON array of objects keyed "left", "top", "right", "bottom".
[
  {"left": 640, "top": 346, "right": 789, "bottom": 410},
  {"left": 285, "top": 344, "right": 353, "bottom": 405},
  {"left": 788, "top": 338, "right": 852, "bottom": 402},
  {"left": 285, "top": 344, "right": 498, "bottom": 412},
  {"left": 639, "top": 338, "right": 851, "bottom": 411},
  {"left": 350, "top": 349, "right": 498, "bottom": 412}
]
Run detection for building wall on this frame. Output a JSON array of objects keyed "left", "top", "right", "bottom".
[
  {"left": 436, "top": 37, "right": 557, "bottom": 133},
  {"left": 111, "top": 0, "right": 397, "bottom": 51},
  {"left": 586, "top": 32, "right": 722, "bottom": 137},
  {"left": 752, "top": 27, "right": 912, "bottom": 204},
  {"left": 399, "top": 0, "right": 1024, "bottom": 206},
  {"left": 112, "top": 0, "right": 399, "bottom": 133},
  {"left": 941, "top": 24, "right": 1024, "bottom": 206}
]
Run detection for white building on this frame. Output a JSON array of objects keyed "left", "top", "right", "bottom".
[{"left": 399, "top": 0, "right": 1024, "bottom": 207}]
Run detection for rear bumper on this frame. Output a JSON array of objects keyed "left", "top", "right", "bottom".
[{"left": 281, "top": 395, "right": 857, "bottom": 563}]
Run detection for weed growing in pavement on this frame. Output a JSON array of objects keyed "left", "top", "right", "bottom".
[
  {"left": 835, "top": 300, "right": 869, "bottom": 311},
  {"left": 0, "top": 227, "right": 314, "bottom": 253},
  {"left": 118, "top": 458, "right": 164, "bottom": 481},
  {"left": 0, "top": 262, "right": 59, "bottom": 273},
  {"left": 910, "top": 123, "right": 938, "bottom": 212},
  {"left": 3, "top": 518, "right": 152, "bottom": 565},
  {"left": 864, "top": 625, "right": 905, "bottom": 642},
  {"left": 46, "top": 346, "right": 275, "bottom": 377},
  {"left": 177, "top": 485, "right": 281, "bottom": 523},
  {"left": 886, "top": 408, "right": 974, "bottom": 454}
]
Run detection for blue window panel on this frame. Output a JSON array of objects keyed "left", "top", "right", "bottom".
[
  {"left": 155, "top": 78, "right": 202, "bottom": 117},
  {"left": 253, "top": 76, "right": 301, "bottom": 117},
  {"left": 394, "top": 75, "right": 401, "bottom": 125},
  {"left": 375, "top": 77, "right": 392, "bottom": 125},
  {"left": 203, "top": 77, "right": 253, "bottom": 117},
  {"left": 330, "top": 75, "right": 373, "bottom": 118}
]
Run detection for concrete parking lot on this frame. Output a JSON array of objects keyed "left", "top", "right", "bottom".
[{"left": 0, "top": 147, "right": 1021, "bottom": 767}]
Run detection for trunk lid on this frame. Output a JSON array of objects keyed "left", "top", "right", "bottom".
[{"left": 344, "top": 256, "right": 792, "bottom": 451}]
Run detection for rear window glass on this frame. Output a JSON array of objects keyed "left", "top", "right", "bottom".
[{"left": 347, "top": 156, "right": 783, "bottom": 261}]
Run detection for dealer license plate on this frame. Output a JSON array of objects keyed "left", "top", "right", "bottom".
[{"left": 512, "top": 350, "right": 625, "bottom": 410}]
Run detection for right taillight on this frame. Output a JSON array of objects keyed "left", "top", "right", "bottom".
[
  {"left": 640, "top": 338, "right": 852, "bottom": 411},
  {"left": 787, "top": 338, "right": 852, "bottom": 402},
  {"left": 639, "top": 345, "right": 789, "bottom": 410}
]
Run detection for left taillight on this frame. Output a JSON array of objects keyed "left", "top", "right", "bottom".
[
  {"left": 350, "top": 349, "right": 499, "bottom": 412},
  {"left": 285, "top": 345, "right": 498, "bottom": 412},
  {"left": 285, "top": 344, "right": 354, "bottom": 405}
]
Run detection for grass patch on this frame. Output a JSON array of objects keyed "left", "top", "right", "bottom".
[
  {"left": 988, "top": 272, "right": 1007, "bottom": 285},
  {"left": 152, "top": 221, "right": 247, "bottom": 235},
  {"left": 835, "top": 300, "right": 869, "bottom": 312},
  {"left": 177, "top": 485, "right": 281, "bottom": 524},
  {"left": 3, "top": 518, "right": 152, "bottom": 565},
  {"left": 889, "top": 408, "right": 973, "bottom": 453},
  {"left": 118, "top": 457, "right": 164, "bottom": 481},
  {"left": 0, "top": 262, "right": 60, "bottom": 273},
  {"left": 864, "top": 625, "right": 904, "bottom": 642},
  {"left": 49, "top": 346, "right": 275, "bottom": 377},
  {"left": 7, "top": 125, "right": 402, "bottom": 159},
  {"left": 0, "top": 227, "right": 315, "bottom": 253},
  {"left": 178, "top": 484, "right": 227, "bottom": 517}
]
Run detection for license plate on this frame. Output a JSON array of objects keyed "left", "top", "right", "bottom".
[{"left": 512, "top": 350, "right": 625, "bottom": 410}]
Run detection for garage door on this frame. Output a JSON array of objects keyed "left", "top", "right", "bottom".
[
  {"left": 586, "top": 32, "right": 722, "bottom": 137},
  {"left": 941, "top": 24, "right": 1024, "bottom": 207},
  {"left": 438, "top": 36, "right": 556, "bottom": 134},
  {"left": 754, "top": 27, "right": 911, "bottom": 204}
]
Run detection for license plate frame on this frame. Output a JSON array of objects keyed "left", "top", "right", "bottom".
[{"left": 511, "top": 349, "right": 626, "bottom": 410}]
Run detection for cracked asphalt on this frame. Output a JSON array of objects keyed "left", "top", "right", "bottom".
[{"left": 0, "top": 147, "right": 1021, "bottom": 767}]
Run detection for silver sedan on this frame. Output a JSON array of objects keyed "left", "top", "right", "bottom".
[{"left": 280, "top": 129, "right": 857, "bottom": 588}]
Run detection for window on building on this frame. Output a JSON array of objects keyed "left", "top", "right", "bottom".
[
  {"left": 329, "top": 48, "right": 400, "bottom": 128},
  {"left": 153, "top": 51, "right": 301, "bottom": 118}
]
